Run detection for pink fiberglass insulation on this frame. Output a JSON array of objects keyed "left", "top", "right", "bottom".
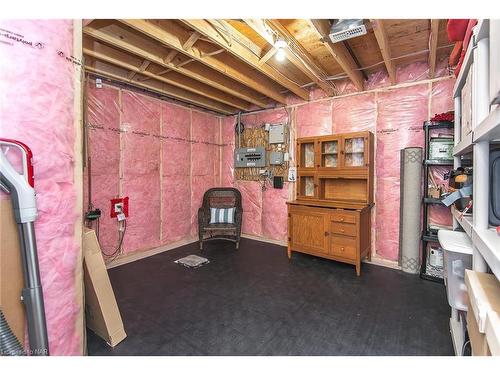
[
  {"left": 221, "top": 116, "right": 236, "bottom": 187},
  {"left": 332, "top": 93, "right": 377, "bottom": 133},
  {"left": 190, "top": 111, "right": 220, "bottom": 235},
  {"left": 0, "top": 20, "right": 82, "bottom": 354},
  {"left": 234, "top": 180, "right": 263, "bottom": 236},
  {"left": 296, "top": 101, "right": 332, "bottom": 138},
  {"left": 121, "top": 92, "right": 161, "bottom": 253},
  {"left": 86, "top": 83, "right": 121, "bottom": 254},
  {"left": 161, "top": 103, "right": 192, "bottom": 242},
  {"left": 375, "top": 84, "right": 429, "bottom": 260},
  {"left": 262, "top": 183, "right": 289, "bottom": 241}
]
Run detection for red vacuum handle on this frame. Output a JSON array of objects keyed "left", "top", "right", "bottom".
[{"left": 0, "top": 138, "right": 35, "bottom": 188}]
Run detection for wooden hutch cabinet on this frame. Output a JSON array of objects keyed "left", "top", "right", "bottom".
[{"left": 288, "top": 131, "right": 374, "bottom": 276}]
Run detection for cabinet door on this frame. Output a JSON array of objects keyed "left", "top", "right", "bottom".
[
  {"left": 341, "top": 133, "right": 369, "bottom": 170},
  {"left": 296, "top": 173, "right": 318, "bottom": 199},
  {"left": 289, "top": 208, "right": 329, "bottom": 254},
  {"left": 297, "top": 139, "right": 318, "bottom": 170},
  {"left": 318, "top": 136, "right": 340, "bottom": 170}
]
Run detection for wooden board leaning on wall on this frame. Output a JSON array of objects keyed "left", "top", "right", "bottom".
[{"left": 234, "top": 125, "right": 290, "bottom": 182}]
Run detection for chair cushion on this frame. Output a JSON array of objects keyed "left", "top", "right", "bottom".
[{"left": 209, "top": 207, "right": 236, "bottom": 224}]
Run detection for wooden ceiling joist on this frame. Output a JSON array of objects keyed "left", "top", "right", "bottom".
[
  {"left": 82, "top": 40, "right": 253, "bottom": 111},
  {"left": 83, "top": 24, "right": 268, "bottom": 108},
  {"left": 244, "top": 19, "right": 336, "bottom": 96},
  {"left": 308, "top": 19, "right": 364, "bottom": 91},
  {"left": 371, "top": 19, "right": 397, "bottom": 85},
  {"left": 428, "top": 19, "right": 440, "bottom": 79},
  {"left": 180, "top": 19, "right": 310, "bottom": 101},
  {"left": 118, "top": 19, "right": 289, "bottom": 104},
  {"left": 84, "top": 58, "right": 237, "bottom": 115}
]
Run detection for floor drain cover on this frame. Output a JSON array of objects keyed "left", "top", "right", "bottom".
[{"left": 175, "top": 255, "right": 209, "bottom": 268}]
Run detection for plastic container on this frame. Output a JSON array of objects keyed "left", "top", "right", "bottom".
[{"left": 438, "top": 229, "right": 473, "bottom": 311}]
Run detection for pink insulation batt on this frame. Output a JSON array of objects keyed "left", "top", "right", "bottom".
[
  {"left": 121, "top": 92, "right": 162, "bottom": 253},
  {"left": 190, "top": 111, "right": 220, "bottom": 235},
  {"left": 0, "top": 20, "right": 82, "bottom": 354},
  {"left": 375, "top": 84, "right": 429, "bottom": 260},
  {"left": 162, "top": 103, "right": 192, "bottom": 242},
  {"left": 86, "top": 84, "right": 121, "bottom": 254},
  {"left": 221, "top": 116, "right": 236, "bottom": 187}
]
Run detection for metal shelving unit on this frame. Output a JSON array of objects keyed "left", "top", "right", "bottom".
[{"left": 420, "top": 120, "right": 454, "bottom": 283}]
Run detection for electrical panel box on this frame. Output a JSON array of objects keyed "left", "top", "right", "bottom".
[
  {"left": 234, "top": 147, "right": 266, "bottom": 167},
  {"left": 270, "top": 151, "right": 284, "bottom": 165},
  {"left": 269, "top": 124, "right": 285, "bottom": 144}
]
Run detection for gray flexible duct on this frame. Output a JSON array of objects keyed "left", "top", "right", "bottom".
[{"left": 0, "top": 309, "right": 26, "bottom": 356}]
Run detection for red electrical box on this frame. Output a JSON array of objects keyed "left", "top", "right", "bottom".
[{"left": 110, "top": 197, "right": 129, "bottom": 218}]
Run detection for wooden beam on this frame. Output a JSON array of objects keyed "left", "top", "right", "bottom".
[
  {"left": 117, "top": 19, "right": 289, "bottom": 104},
  {"left": 428, "top": 19, "right": 440, "bottom": 79},
  {"left": 371, "top": 19, "right": 397, "bottom": 85},
  {"left": 84, "top": 59, "right": 237, "bottom": 115},
  {"left": 83, "top": 41, "right": 253, "bottom": 111},
  {"left": 83, "top": 24, "right": 268, "bottom": 108},
  {"left": 244, "top": 19, "right": 336, "bottom": 96},
  {"left": 179, "top": 19, "right": 310, "bottom": 101},
  {"left": 308, "top": 19, "right": 364, "bottom": 91}
]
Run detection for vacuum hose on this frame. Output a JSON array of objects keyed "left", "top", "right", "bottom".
[{"left": 0, "top": 309, "right": 26, "bottom": 356}]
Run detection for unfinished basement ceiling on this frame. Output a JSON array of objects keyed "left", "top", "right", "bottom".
[{"left": 83, "top": 19, "right": 453, "bottom": 114}]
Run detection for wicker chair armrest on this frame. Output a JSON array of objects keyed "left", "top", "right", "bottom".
[{"left": 198, "top": 207, "right": 210, "bottom": 227}]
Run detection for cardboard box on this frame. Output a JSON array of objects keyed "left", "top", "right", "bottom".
[
  {"left": 465, "top": 270, "right": 500, "bottom": 332},
  {"left": 83, "top": 228, "right": 126, "bottom": 347},
  {"left": 461, "top": 66, "right": 473, "bottom": 141},
  {"left": 467, "top": 300, "right": 491, "bottom": 356},
  {"left": 485, "top": 311, "right": 500, "bottom": 356},
  {"left": 0, "top": 199, "right": 26, "bottom": 346},
  {"left": 465, "top": 270, "right": 500, "bottom": 356}
]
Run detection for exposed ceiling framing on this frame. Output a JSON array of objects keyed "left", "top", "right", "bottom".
[{"left": 83, "top": 19, "right": 453, "bottom": 115}]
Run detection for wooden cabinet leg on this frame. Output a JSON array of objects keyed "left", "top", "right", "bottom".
[
  {"left": 287, "top": 246, "right": 292, "bottom": 259},
  {"left": 368, "top": 248, "right": 372, "bottom": 262},
  {"left": 356, "top": 262, "right": 361, "bottom": 276}
]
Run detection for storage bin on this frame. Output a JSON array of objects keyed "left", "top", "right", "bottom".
[{"left": 438, "top": 229, "right": 473, "bottom": 311}]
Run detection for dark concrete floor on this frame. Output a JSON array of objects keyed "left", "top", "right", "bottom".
[{"left": 86, "top": 238, "right": 454, "bottom": 356}]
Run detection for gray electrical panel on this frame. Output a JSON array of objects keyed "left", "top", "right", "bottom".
[
  {"left": 269, "top": 124, "right": 285, "bottom": 144},
  {"left": 269, "top": 151, "right": 284, "bottom": 165},
  {"left": 234, "top": 147, "right": 266, "bottom": 167}
]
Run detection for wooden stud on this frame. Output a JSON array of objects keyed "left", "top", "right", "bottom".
[
  {"left": 245, "top": 19, "right": 336, "bottom": 96},
  {"left": 428, "top": 19, "right": 440, "bottom": 79},
  {"left": 308, "top": 19, "right": 364, "bottom": 91},
  {"left": 179, "top": 19, "right": 310, "bottom": 101},
  {"left": 371, "top": 19, "right": 397, "bottom": 85},
  {"left": 83, "top": 25, "right": 268, "bottom": 108},
  {"left": 84, "top": 60, "right": 237, "bottom": 115}
]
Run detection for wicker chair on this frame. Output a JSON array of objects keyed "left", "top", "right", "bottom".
[{"left": 198, "top": 187, "right": 242, "bottom": 250}]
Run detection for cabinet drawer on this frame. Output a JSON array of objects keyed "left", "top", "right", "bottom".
[
  {"left": 331, "top": 236, "right": 357, "bottom": 260},
  {"left": 331, "top": 222, "right": 357, "bottom": 237},
  {"left": 331, "top": 211, "right": 356, "bottom": 224}
]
